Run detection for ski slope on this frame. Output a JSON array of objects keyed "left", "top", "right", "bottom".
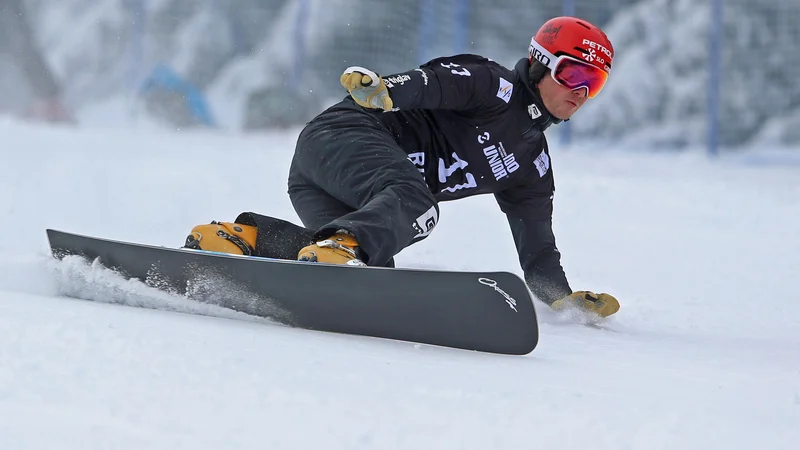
[{"left": 1, "top": 118, "right": 798, "bottom": 449}]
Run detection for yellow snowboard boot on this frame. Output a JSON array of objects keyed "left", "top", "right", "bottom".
[
  {"left": 297, "top": 231, "right": 366, "bottom": 266},
  {"left": 551, "top": 291, "right": 620, "bottom": 318},
  {"left": 184, "top": 221, "right": 257, "bottom": 255}
]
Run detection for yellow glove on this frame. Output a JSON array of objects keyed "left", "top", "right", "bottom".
[
  {"left": 340, "top": 66, "right": 394, "bottom": 111},
  {"left": 551, "top": 291, "right": 620, "bottom": 318}
]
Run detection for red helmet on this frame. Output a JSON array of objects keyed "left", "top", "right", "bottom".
[{"left": 529, "top": 16, "right": 614, "bottom": 74}]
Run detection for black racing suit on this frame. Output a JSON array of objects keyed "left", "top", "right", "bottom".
[{"left": 288, "top": 55, "right": 572, "bottom": 304}]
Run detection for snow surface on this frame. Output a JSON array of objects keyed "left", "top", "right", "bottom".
[{"left": 1, "top": 118, "right": 799, "bottom": 449}]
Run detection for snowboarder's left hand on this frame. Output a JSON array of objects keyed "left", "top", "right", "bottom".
[
  {"left": 340, "top": 66, "right": 394, "bottom": 111},
  {"left": 551, "top": 291, "right": 620, "bottom": 317}
]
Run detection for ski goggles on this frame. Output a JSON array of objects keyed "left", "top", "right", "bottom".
[{"left": 529, "top": 38, "right": 609, "bottom": 98}]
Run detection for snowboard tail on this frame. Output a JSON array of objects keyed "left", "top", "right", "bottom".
[{"left": 47, "top": 229, "right": 539, "bottom": 355}]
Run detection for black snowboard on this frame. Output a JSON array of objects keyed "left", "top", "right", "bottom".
[{"left": 47, "top": 229, "right": 539, "bottom": 355}]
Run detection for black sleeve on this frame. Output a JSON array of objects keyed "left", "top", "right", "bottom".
[
  {"left": 381, "top": 55, "right": 499, "bottom": 111},
  {"left": 494, "top": 186, "right": 572, "bottom": 305}
]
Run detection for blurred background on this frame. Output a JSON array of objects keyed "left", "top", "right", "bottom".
[{"left": 1, "top": 0, "right": 799, "bottom": 155}]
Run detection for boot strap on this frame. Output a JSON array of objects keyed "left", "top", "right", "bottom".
[
  {"left": 315, "top": 239, "right": 358, "bottom": 259},
  {"left": 184, "top": 221, "right": 254, "bottom": 255},
  {"left": 221, "top": 232, "right": 253, "bottom": 255}
]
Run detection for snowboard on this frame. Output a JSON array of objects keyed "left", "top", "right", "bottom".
[{"left": 46, "top": 229, "right": 539, "bottom": 355}]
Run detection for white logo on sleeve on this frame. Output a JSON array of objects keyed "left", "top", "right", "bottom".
[
  {"left": 496, "top": 78, "right": 513, "bottom": 103},
  {"left": 383, "top": 74, "right": 411, "bottom": 88},
  {"left": 414, "top": 69, "right": 429, "bottom": 86},
  {"left": 533, "top": 150, "right": 550, "bottom": 177},
  {"left": 412, "top": 206, "right": 439, "bottom": 239}
]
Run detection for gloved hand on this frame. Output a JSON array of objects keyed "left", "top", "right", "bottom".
[
  {"left": 340, "top": 66, "right": 394, "bottom": 111},
  {"left": 551, "top": 291, "right": 620, "bottom": 318}
]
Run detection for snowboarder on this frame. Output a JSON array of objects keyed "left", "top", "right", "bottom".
[{"left": 187, "top": 16, "right": 620, "bottom": 318}]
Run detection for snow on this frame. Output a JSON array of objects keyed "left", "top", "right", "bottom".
[{"left": 1, "top": 117, "right": 799, "bottom": 449}]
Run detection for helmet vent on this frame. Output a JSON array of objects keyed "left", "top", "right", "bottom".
[{"left": 575, "top": 20, "right": 591, "bottom": 30}]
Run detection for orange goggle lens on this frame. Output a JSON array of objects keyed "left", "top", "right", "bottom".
[{"left": 552, "top": 58, "right": 609, "bottom": 98}]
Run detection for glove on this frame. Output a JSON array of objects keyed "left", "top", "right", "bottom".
[
  {"left": 551, "top": 291, "right": 620, "bottom": 318},
  {"left": 340, "top": 66, "right": 394, "bottom": 111}
]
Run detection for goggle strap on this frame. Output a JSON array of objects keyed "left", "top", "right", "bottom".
[{"left": 529, "top": 38, "right": 558, "bottom": 70}]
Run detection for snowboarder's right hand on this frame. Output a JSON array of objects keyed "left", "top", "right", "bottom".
[{"left": 340, "top": 66, "right": 394, "bottom": 111}]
